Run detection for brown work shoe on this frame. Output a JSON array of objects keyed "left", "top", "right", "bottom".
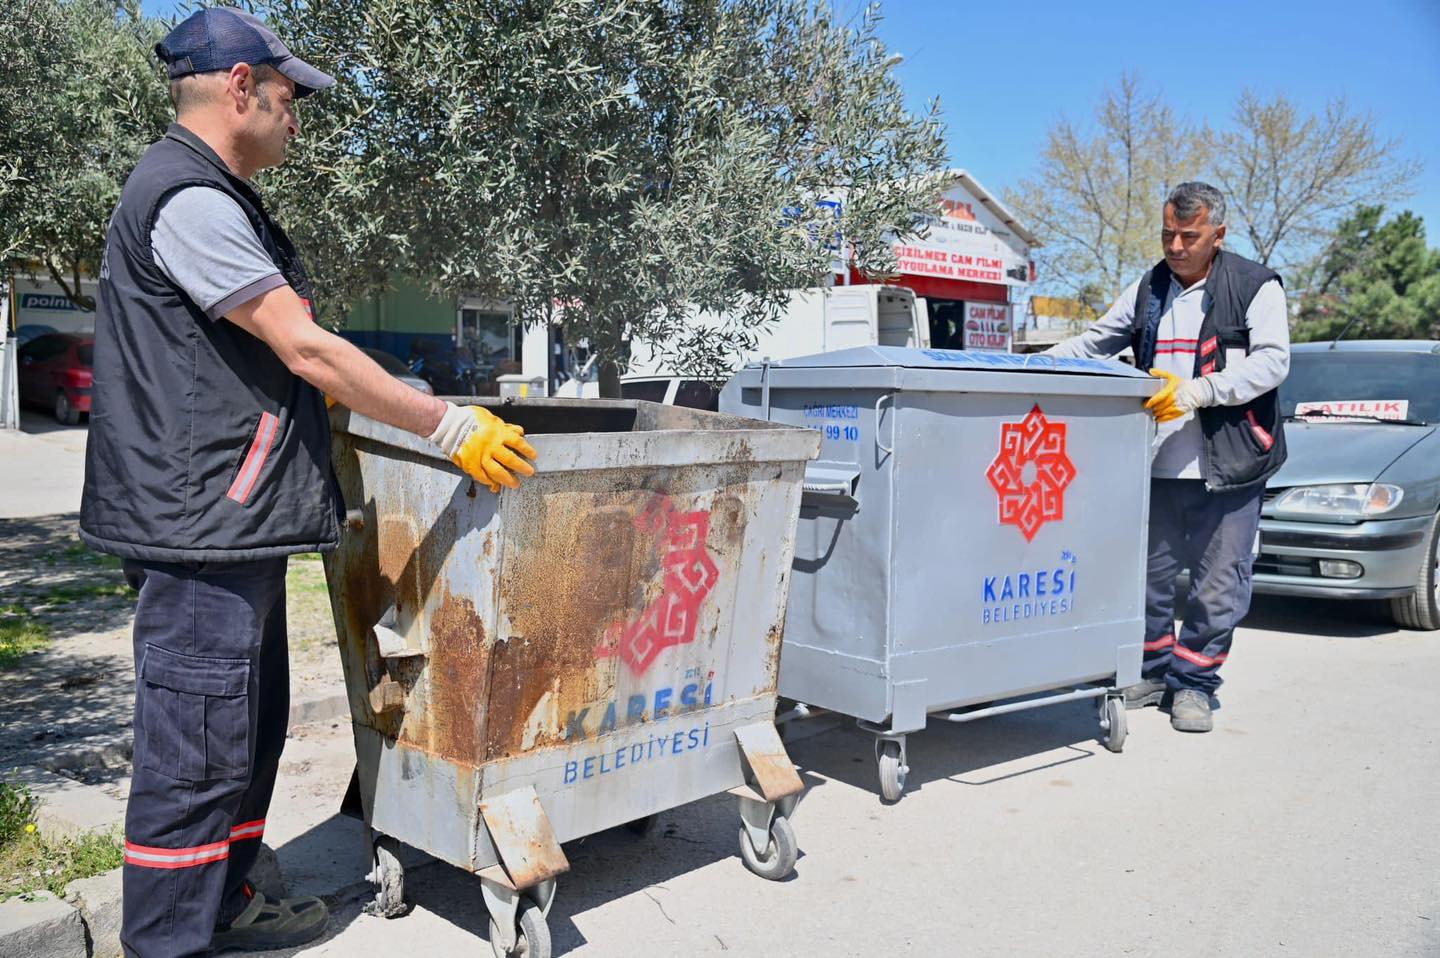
[{"left": 1169, "top": 688, "right": 1214, "bottom": 733}]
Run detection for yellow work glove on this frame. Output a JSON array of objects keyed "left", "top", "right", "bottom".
[
  {"left": 1144, "top": 369, "right": 1182, "bottom": 422},
  {"left": 1145, "top": 369, "right": 1213, "bottom": 424},
  {"left": 426, "top": 401, "right": 537, "bottom": 493}
]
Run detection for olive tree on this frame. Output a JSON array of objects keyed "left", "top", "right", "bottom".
[
  {"left": 257, "top": 0, "right": 948, "bottom": 391},
  {"left": 0, "top": 0, "right": 170, "bottom": 309}
]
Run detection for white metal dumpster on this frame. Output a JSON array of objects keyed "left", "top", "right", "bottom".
[
  {"left": 323, "top": 399, "right": 819, "bottom": 956},
  {"left": 721, "top": 347, "right": 1157, "bottom": 801}
]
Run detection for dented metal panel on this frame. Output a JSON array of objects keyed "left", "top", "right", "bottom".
[
  {"left": 324, "top": 399, "right": 818, "bottom": 878},
  {"left": 734, "top": 722, "right": 804, "bottom": 802},
  {"left": 478, "top": 786, "right": 569, "bottom": 888}
]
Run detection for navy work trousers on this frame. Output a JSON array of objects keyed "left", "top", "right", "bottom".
[
  {"left": 1143, "top": 478, "right": 1263, "bottom": 695},
  {"left": 119, "top": 558, "right": 290, "bottom": 958}
]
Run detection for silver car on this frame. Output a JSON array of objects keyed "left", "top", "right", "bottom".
[{"left": 1253, "top": 340, "right": 1440, "bottom": 629}]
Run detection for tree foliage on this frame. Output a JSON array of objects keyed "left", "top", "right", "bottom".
[
  {"left": 1, "top": 0, "right": 945, "bottom": 388},
  {"left": 255, "top": 0, "right": 948, "bottom": 388},
  {"left": 1007, "top": 76, "right": 1419, "bottom": 312},
  {"left": 1003, "top": 74, "right": 1206, "bottom": 314},
  {"left": 0, "top": 0, "right": 170, "bottom": 309},
  {"left": 1211, "top": 92, "right": 1420, "bottom": 271},
  {"left": 1292, "top": 206, "right": 1440, "bottom": 342}
]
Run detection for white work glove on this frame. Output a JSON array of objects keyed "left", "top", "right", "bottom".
[{"left": 1171, "top": 377, "right": 1215, "bottom": 416}]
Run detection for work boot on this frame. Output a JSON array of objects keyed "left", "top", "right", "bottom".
[
  {"left": 1122, "top": 676, "right": 1168, "bottom": 710},
  {"left": 1169, "top": 688, "right": 1214, "bottom": 733},
  {"left": 211, "top": 885, "right": 329, "bottom": 953}
]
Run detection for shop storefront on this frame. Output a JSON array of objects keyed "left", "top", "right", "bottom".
[
  {"left": 853, "top": 170, "right": 1036, "bottom": 353},
  {"left": 7, "top": 274, "right": 97, "bottom": 335}
]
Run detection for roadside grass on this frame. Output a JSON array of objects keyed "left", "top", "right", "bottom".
[
  {"left": 0, "top": 612, "right": 51, "bottom": 667},
  {"left": 47, "top": 543, "right": 122, "bottom": 570},
  {"left": 287, "top": 557, "right": 336, "bottom": 654},
  {"left": 0, "top": 781, "right": 123, "bottom": 900},
  {"left": 34, "top": 582, "right": 133, "bottom": 605},
  {"left": 0, "top": 781, "right": 39, "bottom": 845},
  {"left": 2, "top": 535, "right": 134, "bottom": 663}
]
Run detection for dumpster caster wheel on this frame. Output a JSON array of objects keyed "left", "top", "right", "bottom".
[
  {"left": 738, "top": 815, "right": 797, "bottom": 881},
  {"left": 364, "top": 834, "right": 406, "bottom": 918},
  {"left": 1099, "top": 696, "right": 1127, "bottom": 753},
  {"left": 877, "top": 739, "right": 907, "bottom": 802},
  {"left": 489, "top": 900, "right": 550, "bottom": 958}
]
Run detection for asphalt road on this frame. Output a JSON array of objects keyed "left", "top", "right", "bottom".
[
  {"left": 3, "top": 418, "right": 1435, "bottom": 958},
  {"left": 257, "top": 594, "right": 1439, "bottom": 958}
]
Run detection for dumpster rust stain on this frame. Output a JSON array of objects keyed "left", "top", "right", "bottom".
[
  {"left": 377, "top": 515, "right": 421, "bottom": 618},
  {"left": 345, "top": 501, "right": 469, "bottom": 746},
  {"left": 411, "top": 588, "right": 489, "bottom": 765},
  {"left": 487, "top": 490, "right": 658, "bottom": 761},
  {"left": 374, "top": 504, "right": 499, "bottom": 765}
]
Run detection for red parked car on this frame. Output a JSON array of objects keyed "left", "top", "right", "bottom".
[{"left": 17, "top": 332, "right": 94, "bottom": 425}]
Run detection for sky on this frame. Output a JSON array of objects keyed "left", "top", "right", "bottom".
[
  {"left": 142, "top": 0, "right": 1440, "bottom": 250},
  {"left": 872, "top": 0, "right": 1440, "bottom": 247}
]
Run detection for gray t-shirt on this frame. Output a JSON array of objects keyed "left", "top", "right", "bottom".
[{"left": 150, "top": 186, "right": 287, "bottom": 320}]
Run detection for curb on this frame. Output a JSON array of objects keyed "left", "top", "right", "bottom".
[
  {"left": 33, "top": 686, "right": 351, "bottom": 779},
  {"left": 0, "top": 891, "right": 89, "bottom": 958},
  {"left": 288, "top": 688, "right": 351, "bottom": 728},
  {"left": 54, "top": 845, "right": 285, "bottom": 958}
]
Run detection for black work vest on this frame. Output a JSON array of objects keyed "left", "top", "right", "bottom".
[
  {"left": 1131, "top": 250, "right": 1287, "bottom": 492},
  {"left": 80, "top": 124, "right": 340, "bottom": 562}
]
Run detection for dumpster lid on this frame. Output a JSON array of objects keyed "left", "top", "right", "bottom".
[{"left": 757, "top": 346, "right": 1148, "bottom": 378}]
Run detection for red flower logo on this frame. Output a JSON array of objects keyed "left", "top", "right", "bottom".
[
  {"left": 986, "top": 404, "right": 1076, "bottom": 542},
  {"left": 595, "top": 495, "right": 719, "bottom": 674}
]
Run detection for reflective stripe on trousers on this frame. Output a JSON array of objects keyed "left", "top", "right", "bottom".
[
  {"left": 1142, "top": 478, "right": 1262, "bottom": 694},
  {"left": 119, "top": 558, "right": 290, "bottom": 958}
]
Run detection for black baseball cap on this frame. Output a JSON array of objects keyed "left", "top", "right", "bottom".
[{"left": 155, "top": 8, "right": 335, "bottom": 98}]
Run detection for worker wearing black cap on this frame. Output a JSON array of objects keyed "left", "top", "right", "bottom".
[{"left": 81, "top": 8, "right": 537, "bottom": 955}]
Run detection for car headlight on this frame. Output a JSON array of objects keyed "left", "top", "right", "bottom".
[{"left": 1272, "top": 483, "right": 1404, "bottom": 520}]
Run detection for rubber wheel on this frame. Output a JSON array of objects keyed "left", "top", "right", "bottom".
[
  {"left": 363, "top": 834, "right": 406, "bottom": 918},
  {"left": 738, "top": 814, "right": 797, "bottom": 881},
  {"left": 1100, "top": 696, "right": 1127, "bottom": 753},
  {"left": 1389, "top": 512, "right": 1440, "bottom": 630},
  {"left": 54, "top": 390, "right": 79, "bottom": 426},
  {"left": 489, "top": 900, "right": 551, "bottom": 958},
  {"left": 877, "top": 739, "right": 906, "bottom": 802}
]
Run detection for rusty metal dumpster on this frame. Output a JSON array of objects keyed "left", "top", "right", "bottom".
[{"left": 323, "top": 399, "right": 820, "bottom": 957}]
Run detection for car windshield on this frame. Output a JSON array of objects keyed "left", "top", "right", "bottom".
[{"left": 1280, "top": 350, "right": 1440, "bottom": 424}]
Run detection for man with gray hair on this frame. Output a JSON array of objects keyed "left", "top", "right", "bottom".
[{"left": 1049, "top": 181, "right": 1290, "bottom": 733}]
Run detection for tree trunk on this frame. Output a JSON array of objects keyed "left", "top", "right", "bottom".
[
  {"left": 45, "top": 256, "right": 96, "bottom": 312},
  {"left": 598, "top": 359, "right": 622, "bottom": 399},
  {"left": 594, "top": 330, "right": 630, "bottom": 399}
]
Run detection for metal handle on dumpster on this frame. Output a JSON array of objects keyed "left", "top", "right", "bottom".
[
  {"left": 800, "top": 464, "right": 861, "bottom": 509},
  {"left": 874, "top": 393, "right": 894, "bottom": 456}
]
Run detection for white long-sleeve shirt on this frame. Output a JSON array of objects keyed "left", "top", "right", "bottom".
[{"left": 1048, "top": 273, "right": 1290, "bottom": 478}]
